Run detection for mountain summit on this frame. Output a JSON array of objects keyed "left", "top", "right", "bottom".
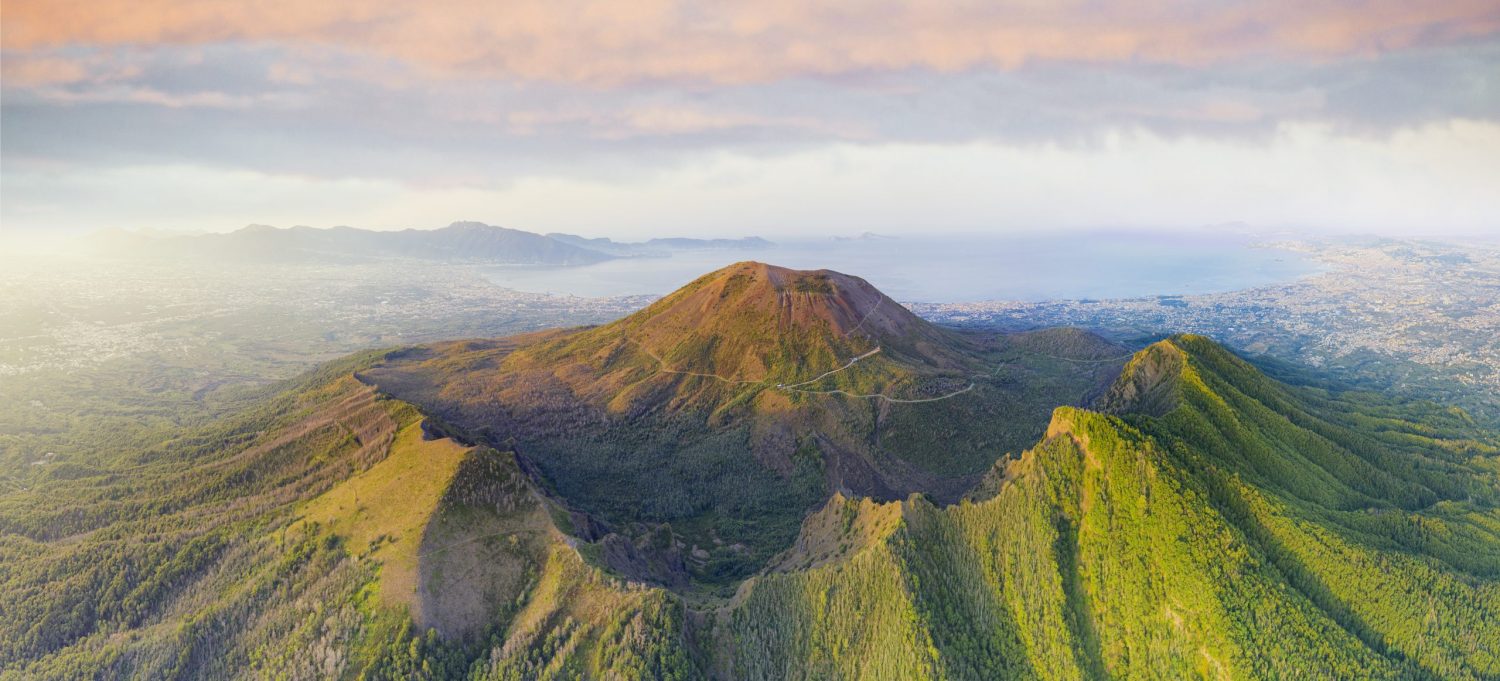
[
  {"left": 521, "top": 261, "right": 967, "bottom": 398},
  {"left": 365, "top": 263, "right": 1125, "bottom": 584},
  {"left": 622, "top": 261, "right": 932, "bottom": 348}
]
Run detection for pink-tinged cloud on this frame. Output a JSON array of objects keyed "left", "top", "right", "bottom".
[
  {"left": 0, "top": 56, "right": 90, "bottom": 86},
  {"left": 5, "top": 0, "right": 1498, "bottom": 84}
]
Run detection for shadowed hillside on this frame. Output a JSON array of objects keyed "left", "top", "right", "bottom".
[
  {"left": 364, "top": 262, "right": 1124, "bottom": 587},
  {"left": 0, "top": 352, "right": 697, "bottom": 679},
  {"left": 715, "top": 335, "right": 1500, "bottom": 680}
]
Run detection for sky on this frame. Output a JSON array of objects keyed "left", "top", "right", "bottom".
[{"left": 2, "top": 0, "right": 1498, "bottom": 240}]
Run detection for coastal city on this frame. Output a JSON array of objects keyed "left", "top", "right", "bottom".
[{"left": 914, "top": 239, "right": 1500, "bottom": 420}]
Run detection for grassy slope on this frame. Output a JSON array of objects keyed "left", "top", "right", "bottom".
[
  {"left": 722, "top": 411, "right": 1393, "bottom": 679},
  {"left": 0, "top": 356, "right": 698, "bottom": 680},
  {"left": 717, "top": 337, "right": 1500, "bottom": 680},
  {"left": 298, "top": 420, "right": 473, "bottom": 616}
]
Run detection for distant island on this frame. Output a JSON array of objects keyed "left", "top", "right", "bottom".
[{"left": 831, "top": 231, "right": 898, "bottom": 242}]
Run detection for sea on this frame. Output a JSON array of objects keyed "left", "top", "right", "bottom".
[{"left": 480, "top": 232, "right": 1321, "bottom": 303}]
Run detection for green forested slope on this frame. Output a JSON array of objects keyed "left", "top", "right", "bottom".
[
  {"left": 719, "top": 336, "right": 1500, "bottom": 680},
  {"left": 3, "top": 315, "right": 1497, "bottom": 679},
  {"left": 0, "top": 354, "right": 696, "bottom": 680}
]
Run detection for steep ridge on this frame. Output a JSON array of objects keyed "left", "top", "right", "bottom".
[
  {"left": 0, "top": 351, "right": 698, "bottom": 679},
  {"left": 364, "top": 263, "right": 1124, "bottom": 586},
  {"left": 1106, "top": 335, "right": 1499, "bottom": 516},
  {"left": 292, "top": 418, "right": 567, "bottom": 642},
  {"left": 715, "top": 336, "right": 1500, "bottom": 680},
  {"left": 1097, "top": 336, "right": 1185, "bottom": 416}
]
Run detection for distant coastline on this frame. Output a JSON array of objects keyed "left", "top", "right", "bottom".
[{"left": 480, "top": 234, "right": 1323, "bottom": 303}]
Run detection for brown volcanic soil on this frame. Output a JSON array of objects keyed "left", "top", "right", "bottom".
[
  {"left": 359, "top": 263, "right": 1129, "bottom": 588},
  {"left": 618, "top": 261, "right": 956, "bottom": 366},
  {"left": 540, "top": 261, "right": 973, "bottom": 397}
]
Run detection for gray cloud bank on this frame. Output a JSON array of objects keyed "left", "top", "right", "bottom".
[{"left": 3, "top": 39, "right": 1496, "bottom": 187}]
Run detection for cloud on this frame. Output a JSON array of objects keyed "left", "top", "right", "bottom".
[
  {"left": 0, "top": 51, "right": 145, "bottom": 87},
  {"left": 5, "top": 41, "right": 1494, "bottom": 187},
  {"left": 5, "top": 0, "right": 1498, "bottom": 85},
  {"left": 6, "top": 122, "right": 1498, "bottom": 238},
  {"left": 2, "top": 2, "right": 1496, "bottom": 237},
  {"left": 0, "top": 56, "right": 91, "bottom": 86}
]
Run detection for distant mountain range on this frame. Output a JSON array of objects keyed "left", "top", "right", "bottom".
[
  {"left": 546, "top": 232, "right": 774, "bottom": 257},
  {"left": 92, "top": 222, "right": 773, "bottom": 266}
]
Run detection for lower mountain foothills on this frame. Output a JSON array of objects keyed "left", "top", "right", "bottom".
[{"left": 3, "top": 263, "right": 1497, "bottom": 679}]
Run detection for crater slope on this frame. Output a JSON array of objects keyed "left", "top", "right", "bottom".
[{"left": 363, "top": 262, "right": 1126, "bottom": 586}]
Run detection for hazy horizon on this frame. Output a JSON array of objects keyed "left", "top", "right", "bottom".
[
  {"left": 5, "top": 219, "right": 1498, "bottom": 251},
  {"left": 4, "top": 1, "right": 1497, "bottom": 240}
]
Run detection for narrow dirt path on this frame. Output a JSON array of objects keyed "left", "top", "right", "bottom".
[
  {"left": 777, "top": 348, "right": 882, "bottom": 389},
  {"left": 781, "top": 381, "right": 976, "bottom": 404}
]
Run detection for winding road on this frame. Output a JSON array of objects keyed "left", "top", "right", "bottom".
[
  {"left": 626, "top": 328, "right": 1131, "bottom": 407},
  {"left": 779, "top": 381, "right": 976, "bottom": 404}
]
